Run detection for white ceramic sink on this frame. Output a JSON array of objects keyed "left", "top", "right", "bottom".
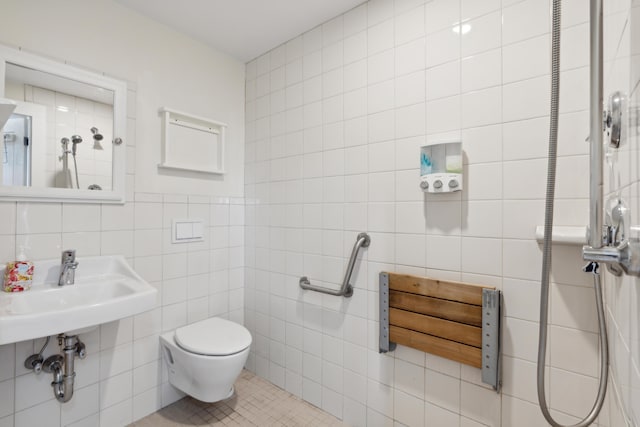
[{"left": 0, "top": 255, "right": 157, "bottom": 345}]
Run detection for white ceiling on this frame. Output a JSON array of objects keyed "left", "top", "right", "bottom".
[{"left": 115, "top": 0, "right": 366, "bottom": 63}]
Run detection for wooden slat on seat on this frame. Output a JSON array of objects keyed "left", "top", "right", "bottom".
[
  {"left": 383, "top": 272, "right": 495, "bottom": 369},
  {"left": 388, "top": 273, "right": 488, "bottom": 305},
  {"left": 389, "top": 290, "right": 482, "bottom": 327},
  {"left": 389, "top": 308, "right": 481, "bottom": 347},
  {"left": 389, "top": 325, "right": 482, "bottom": 368}
]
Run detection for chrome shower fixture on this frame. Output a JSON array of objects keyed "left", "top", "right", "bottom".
[
  {"left": 584, "top": 89, "right": 640, "bottom": 277},
  {"left": 70, "top": 135, "right": 82, "bottom": 155},
  {"left": 604, "top": 91, "right": 625, "bottom": 148},
  {"left": 90, "top": 127, "right": 103, "bottom": 140},
  {"left": 69, "top": 135, "right": 82, "bottom": 189},
  {"left": 58, "top": 138, "right": 70, "bottom": 162},
  {"left": 90, "top": 127, "right": 104, "bottom": 150},
  {"left": 538, "top": 1, "right": 609, "bottom": 426}
]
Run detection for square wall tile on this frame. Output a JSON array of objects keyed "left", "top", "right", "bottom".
[
  {"left": 368, "top": 50, "right": 395, "bottom": 84},
  {"left": 62, "top": 231, "right": 100, "bottom": 256},
  {"left": 460, "top": 381, "right": 501, "bottom": 426},
  {"left": 461, "top": 237, "right": 502, "bottom": 276},
  {"left": 503, "top": 76, "right": 550, "bottom": 122},
  {"left": 368, "top": 0, "right": 394, "bottom": 27},
  {"left": 426, "top": 0, "right": 460, "bottom": 34},
  {"left": 14, "top": 400, "right": 60, "bottom": 427},
  {"left": 462, "top": 49, "right": 501, "bottom": 92},
  {"left": 503, "top": 0, "right": 550, "bottom": 45},
  {"left": 396, "top": 103, "right": 426, "bottom": 139},
  {"left": 462, "top": 0, "right": 500, "bottom": 20},
  {"left": 16, "top": 202, "right": 61, "bottom": 234},
  {"left": 461, "top": 11, "right": 502, "bottom": 57},
  {"left": 426, "top": 29, "right": 460, "bottom": 68},
  {"left": 16, "top": 233, "right": 62, "bottom": 260},
  {"left": 322, "top": 43, "right": 344, "bottom": 73},
  {"left": 344, "top": 4, "right": 367, "bottom": 36},
  {"left": 427, "top": 61, "right": 460, "bottom": 101},
  {"left": 396, "top": 38, "right": 426, "bottom": 76},
  {"left": 426, "top": 235, "right": 461, "bottom": 271},
  {"left": 461, "top": 124, "right": 502, "bottom": 164},
  {"left": 324, "top": 18, "right": 344, "bottom": 49},
  {"left": 396, "top": 71, "right": 426, "bottom": 107},
  {"left": 395, "top": 6, "right": 425, "bottom": 45},
  {"left": 394, "top": 389, "right": 425, "bottom": 426},
  {"left": 0, "top": 379, "right": 13, "bottom": 419},
  {"left": 503, "top": 34, "right": 550, "bottom": 84},
  {"left": 0, "top": 203, "right": 16, "bottom": 235},
  {"left": 461, "top": 86, "right": 502, "bottom": 129},
  {"left": 395, "top": 233, "right": 426, "bottom": 267},
  {"left": 426, "top": 96, "right": 460, "bottom": 135}
]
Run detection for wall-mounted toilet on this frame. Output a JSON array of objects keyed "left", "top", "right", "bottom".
[{"left": 160, "top": 317, "right": 252, "bottom": 402}]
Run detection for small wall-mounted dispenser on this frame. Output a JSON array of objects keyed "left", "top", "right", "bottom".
[{"left": 420, "top": 141, "right": 462, "bottom": 193}]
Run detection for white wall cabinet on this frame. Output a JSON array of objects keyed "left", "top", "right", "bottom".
[{"left": 158, "top": 107, "right": 226, "bottom": 175}]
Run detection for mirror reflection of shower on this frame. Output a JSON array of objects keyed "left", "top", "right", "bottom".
[
  {"left": 58, "top": 127, "right": 107, "bottom": 190},
  {"left": 90, "top": 127, "right": 104, "bottom": 150}
]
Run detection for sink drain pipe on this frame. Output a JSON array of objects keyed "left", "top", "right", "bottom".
[{"left": 42, "top": 334, "right": 86, "bottom": 403}]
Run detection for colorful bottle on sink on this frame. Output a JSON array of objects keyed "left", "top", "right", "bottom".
[{"left": 3, "top": 248, "right": 34, "bottom": 292}]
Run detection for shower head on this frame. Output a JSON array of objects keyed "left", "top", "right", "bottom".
[
  {"left": 71, "top": 135, "right": 82, "bottom": 155},
  {"left": 90, "top": 127, "right": 103, "bottom": 141},
  {"left": 90, "top": 127, "right": 104, "bottom": 150}
]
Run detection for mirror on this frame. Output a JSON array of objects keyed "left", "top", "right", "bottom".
[{"left": 0, "top": 45, "right": 127, "bottom": 203}]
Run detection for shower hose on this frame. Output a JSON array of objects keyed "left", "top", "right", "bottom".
[
  {"left": 72, "top": 153, "right": 80, "bottom": 189},
  {"left": 537, "top": 0, "right": 609, "bottom": 425}
]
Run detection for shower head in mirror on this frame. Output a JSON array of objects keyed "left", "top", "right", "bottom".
[
  {"left": 90, "top": 127, "right": 103, "bottom": 141},
  {"left": 0, "top": 44, "right": 126, "bottom": 202},
  {"left": 91, "top": 127, "right": 104, "bottom": 150},
  {"left": 71, "top": 135, "right": 82, "bottom": 155}
]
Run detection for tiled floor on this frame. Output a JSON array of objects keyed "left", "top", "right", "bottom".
[{"left": 130, "top": 370, "right": 345, "bottom": 426}]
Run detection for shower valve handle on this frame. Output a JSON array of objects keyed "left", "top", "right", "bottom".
[
  {"left": 583, "top": 244, "right": 625, "bottom": 264},
  {"left": 583, "top": 239, "right": 640, "bottom": 277}
]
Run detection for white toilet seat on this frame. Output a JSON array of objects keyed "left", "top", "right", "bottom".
[{"left": 175, "top": 317, "right": 252, "bottom": 356}]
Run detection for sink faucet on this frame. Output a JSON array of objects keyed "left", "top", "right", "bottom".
[{"left": 58, "top": 250, "right": 78, "bottom": 286}]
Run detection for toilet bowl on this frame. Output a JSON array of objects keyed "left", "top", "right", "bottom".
[{"left": 160, "top": 317, "right": 252, "bottom": 402}]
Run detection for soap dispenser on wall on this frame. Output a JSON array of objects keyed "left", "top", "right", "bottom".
[{"left": 419, "top": 141, "right": 463, "bottom": 193}]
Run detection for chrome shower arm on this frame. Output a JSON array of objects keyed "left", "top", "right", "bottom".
[{"left": 588, "top": 0, "right": 604, "bottom": 249}]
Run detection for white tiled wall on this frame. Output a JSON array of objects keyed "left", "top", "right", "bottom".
[
  {"left": 0, "top": 0, "right": 248, "bottom": 423},
  {"left": 0, "top": 0, "right": 638, "bottom": 426},
  {"left": 0, "top": 191, "right": 245, "bottom": 426},
  {"left": 243, "top": 0, "right": 636, "bottom": 425},
  {"left": 0, "top": 85, "right": 245, "bottom": 427},
  {"left": 603, "top": 0, "right": 640, "bottom": 425}
]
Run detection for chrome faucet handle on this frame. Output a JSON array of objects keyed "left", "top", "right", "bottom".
[
  {"left": 61, "top": 249, "right": 76, "bottom": 264},
  {"left": 58, "top": 250, "right": 78, "bottom": 286}
]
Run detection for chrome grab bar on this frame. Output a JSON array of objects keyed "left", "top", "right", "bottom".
[{"left": 299, "top": 232, "right": 371, "bottom": 297}]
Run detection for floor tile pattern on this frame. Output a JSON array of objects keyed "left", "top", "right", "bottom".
[{"left": 130, "top": 371, "right": 345, "bottom": 426}]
